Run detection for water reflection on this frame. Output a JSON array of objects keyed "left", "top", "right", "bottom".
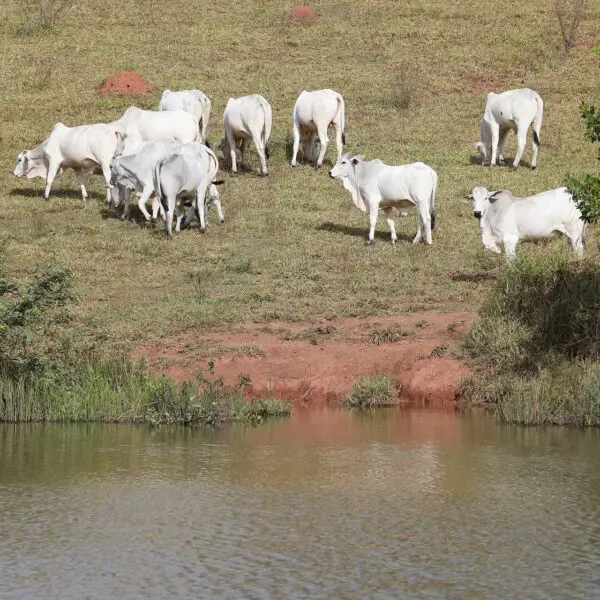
[{"left": 1, "top": 410, "right": 599, "bottom": 599}]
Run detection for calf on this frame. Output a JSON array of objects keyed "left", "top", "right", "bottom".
[
  {"left": 220, "top": 94, "right": 272, "bottom": 176},
  {"left": 470, "top": 186, "right": 585, "bottom": 259},
  {"left": 158, "top": 89, "right": 212, "bottom": 144},
  {"left": 14, "top": 123, "right": 123, "bottom": 201},
  {"left": 473, "top": 88, "right": 544, "bottom": 169},
  {"left": 292, "top": 89, "right": 346, "bottom": 167},
  {"left": 329, "top": 154, "right": 438, "bottom": 245}
]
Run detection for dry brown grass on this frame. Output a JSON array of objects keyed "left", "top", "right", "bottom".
[{"left": 1, "top": 0, "right": 599, "bottom": 348}]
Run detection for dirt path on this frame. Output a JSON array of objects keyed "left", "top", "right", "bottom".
[{"left": 133, "top": 311, "right": 475, "bottom": 407}]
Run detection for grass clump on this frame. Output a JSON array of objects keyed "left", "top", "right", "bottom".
[
  {"left": 369, "top": 324, "right": 414, "bottom": 344},
  {"left": 344, "top": 373, "right": 397, "bottom": 409},
  {"left": 463, "top": 253, "right": 600, "bottom": 426}
]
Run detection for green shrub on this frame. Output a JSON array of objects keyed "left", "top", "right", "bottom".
[{"left": 344, "top": 373, "right": 397, "bottom": 409}]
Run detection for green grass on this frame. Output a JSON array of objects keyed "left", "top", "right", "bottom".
[
  {"left": 462, "top": 253, "right": 600, "bottom": 426},
  {"left": 369, "top": 324, "right": 414, "bottom": 344},
  {"left": 344, "top": 373, "right": 398, "bottom": 409},
  {"left": 0, "top": 358, "right": 290, "bottom": 425},
  {"left": 1, "top": 0, "right": 599, "bottom": 351}
]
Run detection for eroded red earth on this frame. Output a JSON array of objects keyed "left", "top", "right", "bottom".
[{"left": 133, "top": 312, "right": 475, "bottom": 408}]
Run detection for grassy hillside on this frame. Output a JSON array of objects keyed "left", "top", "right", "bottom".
[{"left": 1, "top": 0, "right": 599, "bottom": 347}]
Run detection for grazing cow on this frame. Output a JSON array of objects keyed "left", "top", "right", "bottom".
[
  {"left": 329, "top": 154, "right": 438, "bottom": 245},
  {"left": 13, "top": 123, "right": 123, "bottom": 202},
  {"left": 111, "top": 106, "right": 199, "bottom": 145},
  {"left": 153, "top": 142, "right": 224, "bottom": 237},
  {"left": 470, "top": 186, "right": 585, "bottom": 259},
  {"left": 473, "top": 88, "right": 544, "bottom": 169},
  {"left": 220, "top": 94, "right": 272, "bottom": 176},
  {"left": 158, "top": 89, "right": 212, "bottom": 145},
  {"left": 291, "top": 89, "right": 346, "bottom": 167},
  {"left": 109, "top": 140, "right": 184, "bottom": 222}
]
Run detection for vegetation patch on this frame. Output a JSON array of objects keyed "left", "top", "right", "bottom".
[
  {"left": 344, "top": 373, "right": 398, "bottom": 409},
  {"left": 463, "top": 253, "right": 600, "bottom": 426},
  {"left": 369, "top": 324, "right": 414, "bottom": 344}
]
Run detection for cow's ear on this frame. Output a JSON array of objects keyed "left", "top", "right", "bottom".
[{"left": 488, "top": 191, "right": 501, "bottom": 203}]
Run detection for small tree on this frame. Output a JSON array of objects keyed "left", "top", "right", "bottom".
[
  {"left": 566, "top": 48, "right": 600, "bottom": 222},
  {"left": 555, "top": 0, "right": 587, "bottom": 54}
]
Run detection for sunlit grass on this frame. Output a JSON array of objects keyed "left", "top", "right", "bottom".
[{"left": 1, "top": 0, "right": 599, "bottom": 351}]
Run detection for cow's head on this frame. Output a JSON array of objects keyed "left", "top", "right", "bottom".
[
  {"left": 470, "top": 186, "right": 491, "bottom": 219},
  {"left": 14, "top": 150, "right": 47, "bottom": 179},
  {"left": 329, "top": 154, "right": 363, "bottom": 179}
]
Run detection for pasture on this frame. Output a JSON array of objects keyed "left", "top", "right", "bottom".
[{"left": 1, "top": 0, "right": 599, "bottom": 349}]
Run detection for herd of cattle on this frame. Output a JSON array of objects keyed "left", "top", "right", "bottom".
[{"left": 12, "top": 86, "right": 588, "bottom": 258}]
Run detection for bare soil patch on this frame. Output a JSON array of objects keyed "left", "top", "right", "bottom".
[
  {"left": 133, "top": 311, "right": 474, "bottom": 407},
  {"left": 97, "top": 71, "right": 153, "bottom": 96},
  {"left": 290, "top": 4, "right": 317, "bottom": 24}
]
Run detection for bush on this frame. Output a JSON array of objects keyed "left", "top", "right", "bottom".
[
  {"left": 344, "top": 373, "right": 397, "bottom": 409},
  {"left": 464, "top": 254, "right": 600, "bottom": 426},
  {"left": 554, "top": 0, "right": 587, "bottom": 54}
]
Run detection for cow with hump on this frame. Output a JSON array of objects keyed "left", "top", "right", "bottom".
[
  {"left": 291, "top": 89, "right": 346, "bottom": 168},
  {"left": 329, "top": 154, "right": 438, "bottom": 246},
  {"left": 469, "top": 186, "right": 586, "bottom": 260},
  {"left": 153, "top": 142, "right": 224, "bottom": 237},
  {"left": 157, "top": 89, "right": 212, "bottom": 145},
  {"left": 14, "top": 122, "right": 124, "bottom": 202},
  {"left": 219, "top": 94, "right": 272, "bottom": 176},
  {"left": 111, "top": 106, "right": 200, "bottom": 146},
  {"left": 473, "top": 88, "right": 544, "bottom": 169}
]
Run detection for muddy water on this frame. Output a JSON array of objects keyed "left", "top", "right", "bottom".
[{"left": 1, "top": 410, "right": 599, "bottom": 599}]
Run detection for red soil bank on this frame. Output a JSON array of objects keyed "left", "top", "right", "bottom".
[
  {"left": 290, "top": 4, "right": 317, "bottom": 24},
  {"left": 133, "top": 312, "right": 475, "bottom": 408},
  {"left": 97, "top": 71, "right": 153, "bottom": 96}
]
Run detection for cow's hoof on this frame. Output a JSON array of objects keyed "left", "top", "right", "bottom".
[
  {"left": 220, "top": 219, "right": 225, "bottom": 224},
  {"left": 531, "top": 166, "right": 537, "bottom": 171},
  {"left": 390, "top": 240, "right": 396, "bottom": 246},
  {"left": 365, "top": 240, "right": 373, "bottom": 246}
]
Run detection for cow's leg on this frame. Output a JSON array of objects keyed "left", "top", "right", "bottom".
[
  {"left": 73, "top": 169, "right": 88, "bottom": 200},
  {"left": 196, "top": 182, "right": 210, "bottom": 231},
  {"left": 227, "top": 133, "right": 238, "bottom": 173},
  {"left": 502, "top": 236, "right": 518, "bottom": 260},
  {"left": 164, "top": 194, "right": 176, "bottom": 237},
  {"left": 415, "top": 202, "right": 432, "bottom": 245},
  {"left": 98, "top": 162, "right": 113, "bottom": 203},
  {"left": 151, "top": 196, "right": 165, "bottom": 221},
  {"left": 177, "top": 205, "right": 192, "bottom": 232},
  {"left": 316, "top": 125, "right": 329, "bottom": 167},
  {"left": 489, "top": 123, "right": 500, "bottom": 166},
  {"left": 382, "top": 207, "right": 397, "bottom": 245},
  {"left": 210, "top": 187, "right": 225, "bottom": 223},
  {"left": 121, "top": 188, "right": 133, "bottom": 220},
  {"left": 137, "top": 188, "right": 153, "bottom": 221},
  {"left": 252, "top": 136, "right": 268, "bottom": 176},
  {"left": 497, "top": 128, "right": 510, "bottom": 165},
  {"left": 512, "top": 127, "right": 528, "bottom": 168},
  {"left": 291, "top": 123, "right": 301, "bottom": 167},
  {"left": 367, "top": 202, "right": 378, "bottom": 245},
  {"left": 43, "top": 159, "right": 61, "bottom": 200}
]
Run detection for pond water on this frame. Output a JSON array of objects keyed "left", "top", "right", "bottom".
[{"left": 1, "top": 409, "right": 599, "bottom": 599}]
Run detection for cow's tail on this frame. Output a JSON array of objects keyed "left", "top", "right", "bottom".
[
  {"left": 335, "top": 93, "right": 346, "bottom": 145},
  {"left": 153, "top": 159, "right": 167, "bottom": 214},
  {"left": 532, "top": 93, "right": 543, "bottom": 147},
  {"left": 201, "top": 95, "right": 212, "bottom": 145},
  {"left": 429, "top": 169, "right": 438, "bottom": 231},
  {"left": 258, "top": 95, "right": 272, "bottom": 159}
]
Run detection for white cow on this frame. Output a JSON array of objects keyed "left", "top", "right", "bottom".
[
  {"left": 470, "top": 186, "right": 585, "bottom": 259},
  {"left": 291, "top": 89, "right": 346, "bottom": 167},
  {"left": 158, "top": 89, "right": 212, "bottom": 145},
  {"left": 329, "top": 154, "right": 438, "bottom": 245},
  {"left": 473, "top": 88, "right": 544, "bottom": 169},
  {"left": 220, "top": 94, "right": 272, "bottom": 176},
  {"left": 13, "top": 123, "right": 123, "bottom": 202},
  {"left": 109, "top": 140, "right": 185, "bottom": 222},
  {"left": 153, "top": 142, "right": 224, "bottom": 237},
  {"left": 111, "top": 106, "right": 199, "bottom": 146}
]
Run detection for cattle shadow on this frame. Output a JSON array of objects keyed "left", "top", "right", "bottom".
[
  {"left": 8, "top": 187, "right": 105, "bottom": 201},
  {"left": 99, "top": 206, "right": 160, "bottom": 228},
  {"left": 316, "top": 221, "right": 413, "bottom": 243},
  {"left": 467, "top": 154, "right": 533, "bottom": 169},
  {"left": 450, "top": 271, "right": 497, "bottom": 283},
  {"left": 284, "top": 138, "right": 334, "bottom": 168}
]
